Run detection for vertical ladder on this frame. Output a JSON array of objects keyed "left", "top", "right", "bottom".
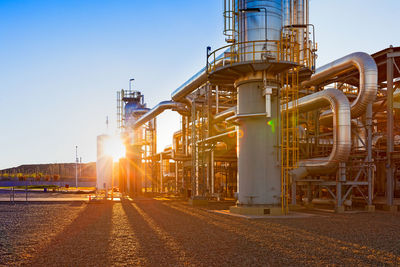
[
  {"left": 224, "top": 0, "right": 237, "bottom": 43},
  {"left": 117, "top": 91, "right": 121, "bottom": 131},
  {"left": 281, "top": 68, "right": 299, "bottom": 214}
]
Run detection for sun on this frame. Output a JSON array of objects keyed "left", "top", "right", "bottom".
[{"left": 104, "top": 135, "right": 125, "bottom": 162}]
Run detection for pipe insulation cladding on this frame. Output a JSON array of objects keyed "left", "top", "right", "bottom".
[
  {"left": 236, "top": 79, "right": 281, "bottom": 205},
  {"left": 236, "top": 0, "right": 282, "bottom": 60},
  {"left": 236, "top": 0, "right": 282, "bottom": 42},
  {"left": 284, "top": 88, "right": 352, "bottom": 179},
  {"left": 301, "top": 52, "right": 378, "bottom": 123}
]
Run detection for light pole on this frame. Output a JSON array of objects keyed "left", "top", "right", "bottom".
[
  {"left": 75, "top": 146, "right": 78, "bottom": 190},
  {"left": 239, "top": 7, "right": 268, "bottom": 41}
]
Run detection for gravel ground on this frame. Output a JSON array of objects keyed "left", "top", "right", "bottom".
[
  {"left": 1, "top": 198, "right": 399, "bottom": 266},
  {"left": 0, "top": 202, "right": 84, "bottom": 266}
]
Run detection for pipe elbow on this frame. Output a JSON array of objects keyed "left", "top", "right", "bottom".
[{"left": 302, "top": 52, "right": 378, "bottom": 120}]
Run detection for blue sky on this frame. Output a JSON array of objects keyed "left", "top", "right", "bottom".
[{"left": 0, "top": 0, "right": 399, "bottom": 169}]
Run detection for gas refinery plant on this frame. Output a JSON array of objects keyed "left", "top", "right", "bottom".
[{"left": 97, "top": 0, "right": 400, "bottom": 214}]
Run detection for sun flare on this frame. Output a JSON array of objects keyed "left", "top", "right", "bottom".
[{"left": 104, "top": 135, "right": 125, "bottom": 162}]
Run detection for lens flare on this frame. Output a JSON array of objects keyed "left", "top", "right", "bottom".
[
  {"left": 267, "top": 119, "right": 275, "bottom": 133},
  {"left": 104, "top": 135, "right": 126, "bottom": 162}
]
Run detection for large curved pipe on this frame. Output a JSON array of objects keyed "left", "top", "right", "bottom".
[
  {"left": 133, "top": 101, "right": 187, "bottom": 129},
  {"left": 171, "top": 68, "right": 207, "bottom": 102},
  {"left": 301, "top": 52, "right": 377, "bottom": 122},
  {"left": 213, "top": 106, "right": 236, "bottom": 123},
  {"left": 283, "top": 88, "right": 352, "bottom": 179},
  {"left": 171, "top": 49, "right": 230, "bottom": 103}
]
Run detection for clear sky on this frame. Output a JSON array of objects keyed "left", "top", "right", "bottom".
[{"left": 0, "top": 0, "right": 399, "bottom": 169}]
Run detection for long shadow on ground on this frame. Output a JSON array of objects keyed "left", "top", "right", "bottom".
[
  {"left": 120, "top": 199, "right": 182, "bottom": 266},
  {"left": 28, "top": 201, "right": 113, "bottom": 267}
]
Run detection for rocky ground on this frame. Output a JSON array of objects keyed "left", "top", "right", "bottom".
[{"left": 0, "top": 198, "right": 399, "bottom": 266}]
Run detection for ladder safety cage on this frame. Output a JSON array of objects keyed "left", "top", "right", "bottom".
[{"left": 223, "top": 0, "right": 237, "bottom": 43}]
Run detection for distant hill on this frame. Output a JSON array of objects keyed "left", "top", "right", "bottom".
[{"left": 0, "top": 163, "right": 96, "bottom": 181}]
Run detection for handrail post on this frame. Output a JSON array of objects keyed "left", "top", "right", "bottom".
[
  {"left": 253, "top": 41, "right": 255, "bottom": 62},
  {"left": 214, "top": 53, "right": 216, "bottom": 71}
]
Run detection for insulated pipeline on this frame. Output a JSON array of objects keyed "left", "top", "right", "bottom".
[
  {"left": 133, "top": 101, "right": 187, "bottom": 129},
  {"left": 283, "top": 88, "right": 352, "bottom": 178},
  {"left": 301, "top": 52, "right": 378, "bottom": 122},
  {"left": 213, "top": 106, "right": 237, "bottom": 123}
]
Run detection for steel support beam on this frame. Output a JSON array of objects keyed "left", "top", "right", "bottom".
[
  {"left": 386, "top": 46, "right": 394, "bottom": 206},
  {"left": 336, "top": 162, "right": 346, "bottom": 210},
  {"left": 366, "top": 103, "right": 373, "bottom": 206}
]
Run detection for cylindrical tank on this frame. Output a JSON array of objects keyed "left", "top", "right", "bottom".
[
  {"left": 236, "top": 78, "right": 281, "bottom": 206},
  {"left": 124, "top": 102, "right": 140, "bottom": 128},
  {"left": 235, "top": 0, "right": 282, "bottom": 60},
  {"left": 283, "top": 0, "right": 291, "bottom": 27},
  {"left": 124, "top": 100, "right": 146, "bottom": 144},
  {"left": 126, "top": 144, "right": 143, "bottom": 196},
  {"left": 282, "top": 0, "right": 308, "bottom": 63},
  {"left": 96, "top": 135, "right": 113, "bottom": 190}
]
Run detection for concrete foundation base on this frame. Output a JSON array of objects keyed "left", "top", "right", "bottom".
[
  {"left": 365, "top": 205, "right": 375, "bottom": 212},
  {"left": 335, "top": 206, "right": 345, "bottom": 213},
  {"left": 383, "top": 205, "right": 398, "bottom": 212},
  {"left": 188, "top": 198, "right": 208, "bottom": 206},
  {"left": 289, "top": 204, "right": 304, "bottom": 211},
  {"left": 230, "top": 205, "right": 283, "bottom": 216},
  {"left": 304, "top": 203, "right": 314, "bottom": 209}
]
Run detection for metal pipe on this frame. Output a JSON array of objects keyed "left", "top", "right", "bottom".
[
  {"left": 296, "top": 0, "right": 305, "bottom": 62},
  {"left": 305, "top": 0, "right": 309, "bottom": 25},
  {"left": 301, "top": 52, "right": 378, "bottom": 122},
  {"left": 213, "top": 106, "right": 237, "bottom": 123},
  {"left": 133, "top": 101, "right": 187, "bottom": 129},
  {"left": 171, "top": 69, "right": 207, "bottom": 102},
  {"left": 171, "top": 47, "right": 229, "bottom": 104},
  {"left": 213, "top": 124, "right": 235, "bottom": 134},
  {"left": 283, "top": 0, "right": 290, "bottom": 26},
  {"left": 297, "top": 0, "right": 305, "bottom": 24},
  {"left": 198, "top": 130, "right": 237, "bottom": 143},
  {"left": 283, "top": 88, "right": 352, "bottom": 178},
  {"left": 290, "top": 0, "right": 295, "bottom": 25}
]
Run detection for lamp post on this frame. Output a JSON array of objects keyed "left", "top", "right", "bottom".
[
  {"left": 75, "top": 146, "right": 78, "bottom": 190},
  {"left": 129, "top": 78, "right": 134, "bottom": 91},
  {"left": 239, "top": 7, "right": 268, "bottom": 41}
]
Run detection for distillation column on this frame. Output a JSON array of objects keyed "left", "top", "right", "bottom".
[
  {"left": 230, "top": 0, "right": 285, "bottom": 214},
  {"left": 121, "top": 89, "right": 148, "bottom": 197},
  {"left": 235, "top": 76, "right": 281, "bottom": 207}
]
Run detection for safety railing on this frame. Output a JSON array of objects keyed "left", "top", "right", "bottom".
[
  {"left": 207, "top": 40, "right": 297, "bottom": 74},
  {"left": 207, "top": 39, "right": 315, "bottom": 74}
]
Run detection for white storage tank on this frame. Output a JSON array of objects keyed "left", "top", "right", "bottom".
[{"left": 96, "top": 134, "right": 113, "bottom": 190}]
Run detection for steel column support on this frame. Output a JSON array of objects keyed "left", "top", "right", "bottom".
[
  {"left": 291, "top": 176, "right": 296, "bottom": 205},
  {"left": 366, "top": 103, "right": 373, "bottom": 205},
  {"left": 336, "top": 162, "right": 346, "bottom": 209},
  {"left": 386, "top": 46, "right": 394, "bottom": 206},
  {"left": 175, "top": 160, "right": 178, "bottom": 194},
  {"left": 191, "top": 101, "right": 197, "bottom": 197},
  {"left": 182, "top": 116, "right": 187, "bottom": 155},
  {"left": 211, "top": 150, "right": 215, "bottom": 194},
  {"left": 160, "top": 153, "right": 163, "bottom": 193}
]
